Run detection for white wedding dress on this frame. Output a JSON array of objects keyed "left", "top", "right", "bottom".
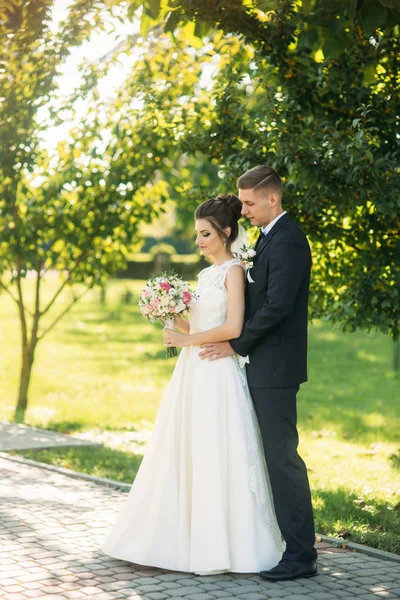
[{"left": 102, "top": 258, "right": 284, "bottom": 573}]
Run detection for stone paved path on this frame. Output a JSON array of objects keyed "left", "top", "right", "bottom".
[{"left": 1, "top": 456, "right": 400, "bottom": 600}]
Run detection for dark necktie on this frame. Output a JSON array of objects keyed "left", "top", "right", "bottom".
[{"left": 254, "top": 230, "right": 266, "bottom": 250}]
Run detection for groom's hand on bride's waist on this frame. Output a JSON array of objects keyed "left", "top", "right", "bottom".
[{"left": 199, "top": 342, "right": 234, "bottom": 360}]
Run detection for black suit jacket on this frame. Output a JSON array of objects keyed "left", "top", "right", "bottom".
[{"left": 230, "top": 213, "right": 311, "bottom": 388}]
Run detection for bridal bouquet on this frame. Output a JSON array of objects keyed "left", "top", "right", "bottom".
[{"left": 138, "top": 273, "right": 196, "bottom": 358}]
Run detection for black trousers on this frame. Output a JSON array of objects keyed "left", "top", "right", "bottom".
[{"left": 249, "top": 386, "right": 317, "bottom": 563}]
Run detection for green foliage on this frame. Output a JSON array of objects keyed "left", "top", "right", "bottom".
[{"left": 126, "top": 0, "right": 400, "bottom": 339}]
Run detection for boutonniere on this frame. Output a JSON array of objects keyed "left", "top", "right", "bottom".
[{"left": 234, "top": 245, "right": 256, "bottom": 283}]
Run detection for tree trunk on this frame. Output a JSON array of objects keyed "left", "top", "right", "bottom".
[{"left": 14, "top": 344, "right": 36, "bottom": 423}]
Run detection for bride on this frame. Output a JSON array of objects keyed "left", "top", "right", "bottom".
[{"left": 102, "top": 193, "right": 284, "bottom": 574}]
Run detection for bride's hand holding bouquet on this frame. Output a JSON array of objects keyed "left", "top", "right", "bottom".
[{"left": 163, "top": 326, "right": 191, "bottom": 349}]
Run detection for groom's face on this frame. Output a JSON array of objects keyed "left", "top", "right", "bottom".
[{"left": 239, "top": 188, "right": 275, "bottom": 228}]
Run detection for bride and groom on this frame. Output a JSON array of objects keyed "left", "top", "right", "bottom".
[{"left": 102, "top": 165, "right": 318, "bottom": 581}]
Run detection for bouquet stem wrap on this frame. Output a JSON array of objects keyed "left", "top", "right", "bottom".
[{"left": 164, "top": 318, "right": 177, "bottom": 358}]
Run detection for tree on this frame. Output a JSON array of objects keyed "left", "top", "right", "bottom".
[
  {"left": 0, "top": 1, "right": 208, "bottom": 420},
  {"left": 125, "top": 0, "right": 400, "bottom": 341}
]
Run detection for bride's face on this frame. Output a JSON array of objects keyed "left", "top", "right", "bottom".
[{"left": 195, "top": 218, "right": 225, "bottom": 257}]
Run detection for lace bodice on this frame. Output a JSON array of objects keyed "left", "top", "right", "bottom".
[{"left": 189, "top": 258, "right": 242, "bottom": 334}]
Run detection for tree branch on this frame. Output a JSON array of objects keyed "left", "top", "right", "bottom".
[
  {"left": 38, "top": 283, "right": 94, "bottom": 342},
  {"left": 0, "top": 278, "right": 19, "bottom": 306},
  {"left": 41, "top": 253, "right": 87, "bottom": 317}
]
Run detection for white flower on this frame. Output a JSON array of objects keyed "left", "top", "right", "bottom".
[{"left": 233, "top": 244, "right": 256, "bottom": 283}]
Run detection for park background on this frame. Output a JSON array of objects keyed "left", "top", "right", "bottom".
[{"left": 0, "top": 0, "right": 399, "bottom": 555}]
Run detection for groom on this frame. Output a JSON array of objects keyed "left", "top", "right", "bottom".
[{"left": 199, "top": 166, "right": 317, "bottom": 581}]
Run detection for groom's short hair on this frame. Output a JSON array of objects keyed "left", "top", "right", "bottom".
[{"left": 237, "top": 166, "right": 283, "bottom": 199}]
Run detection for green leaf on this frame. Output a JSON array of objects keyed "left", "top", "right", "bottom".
[
  {"left": 181, "top": 21, "right": 203, "bottom": 49},
  {"left": 297, "top": 28, "right": 319, "bottom": 50},
  {"left": 321, "top": 30, "right": 348, "bottom": 58},
  {"left": 377, "top": 0, "right": 400, "bottom": 9},
  {"left": 357, "top": 1, "right": 388, "bottom": 35},
  {"left": 164, "top": 10, "right": 181, "bottom": 33},
  {"left": 140, "top": 12, "right": 155, "bottom": 36},
  {"left": 145, "top": 0, "right": 161, "bottom": 19},
  {"left": 194, "top": 19, "right": 212, "bottom": 40}
]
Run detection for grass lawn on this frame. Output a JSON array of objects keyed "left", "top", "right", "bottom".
[{"left": 1, "top": 277, "right": 399, "bottom": 553}]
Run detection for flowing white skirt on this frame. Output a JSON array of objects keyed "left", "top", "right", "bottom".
[{"left": 102, "top": 346, "right": 284, "bottom": 573}]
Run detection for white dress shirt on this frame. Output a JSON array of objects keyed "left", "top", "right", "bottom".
[{"left": 261, "top": 211, "right": 287, "bottom": 236}]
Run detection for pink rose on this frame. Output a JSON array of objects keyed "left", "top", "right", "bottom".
[
  {"left": 150, "top": 298, "right": 160, "bottom": 308},
  {"left": 160, "top": 281, "right": 171, "bottom": 291},
  {"left": 142, "top": 289, "right": 151, "bottom": 299},
  {"left": 182, "top": 291, "right": 192, "bottom": 305}
]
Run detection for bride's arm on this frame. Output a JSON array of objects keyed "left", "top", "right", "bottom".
[
  {"left": 164, "top": 265, "right": 244, "bottom": 347},
  {"left": 173, "top": 314, "right": 190, "bottom": 334}
]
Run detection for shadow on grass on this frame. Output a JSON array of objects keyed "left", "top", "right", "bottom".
[
  {"left": 45, "top": 420, "right": 88, "bottom": 433},
  {"left": 298, "top": 323, "right": 400, "bottom": 443},
  {"left": 312, "top": 486, "right": 400, "bottom": 554},
  {"left": 45, "top": 420, "right": 142, "bottom": 434},
  {"left": 14, "top": 445, "right": 143, "bottom": 484},
  {"left": 389, "top": 449, "right": 400, "bottom": 471}
]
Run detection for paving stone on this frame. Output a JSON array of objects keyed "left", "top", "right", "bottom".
[
  {"left": 162, "top": 583, "right": 184, "bottom": 590},
  {"left": 283, "top": 596, "right": 313, "bottom": 600},
  {"left": 61, "top": 593, "right": 90, "bottom": 599},
  {"left": 197, "top": 583, "right": 223, "bottom": 592},
  {"left": 236, "top": 594, "right": 270, "bottom": 600},
  {"left": 281, "top": 581, "right": 310, "bottom": 589},
  {"left": 176, "top": 579, "right": 201, "bottom": 587},
  {"left": 321, "top": 582, "right": 347, "bottom": 590},
  {"left": 137, "top": 585, "right": 166, "bottom": 593},
  {"left": 213, "top": 581, "right": 239, "bottom": 589},
  {"left": 352, "top": 576, "right": 381, "bottom": 586},
  {"left": 353, "top": 568, "right": 384, "bottom": 577},
  {"left": 357, "top": 596, "right": 391, "bottom": 600},
  {"left": 185, "top": 594, "right": 214, "bottom": 600},
  {"left": 220, "top": 585, "right": 263, "bottom": 595},
  {"left": 257, "top": 590, "right": 292, "bottom": 598},
  {"left": 94, "top": 594, "right": 129, "bottom": 600},
  {"left": 307, "top": 594, "right": 340, "bottom": 600},
  {"left": 156, "top": 575, "right": 193, "bottom": 582},
  {"left": 167, "top": 587, "right": 214, "bottom": 597}
]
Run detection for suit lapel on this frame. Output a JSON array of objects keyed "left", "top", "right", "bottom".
[{"left": 253, "top": 213, "right": 291, "bottom": 263}]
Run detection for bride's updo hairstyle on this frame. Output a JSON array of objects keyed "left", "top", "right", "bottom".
[{"left": 195, "top": 193, "right": 242, "bottom": 252}]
